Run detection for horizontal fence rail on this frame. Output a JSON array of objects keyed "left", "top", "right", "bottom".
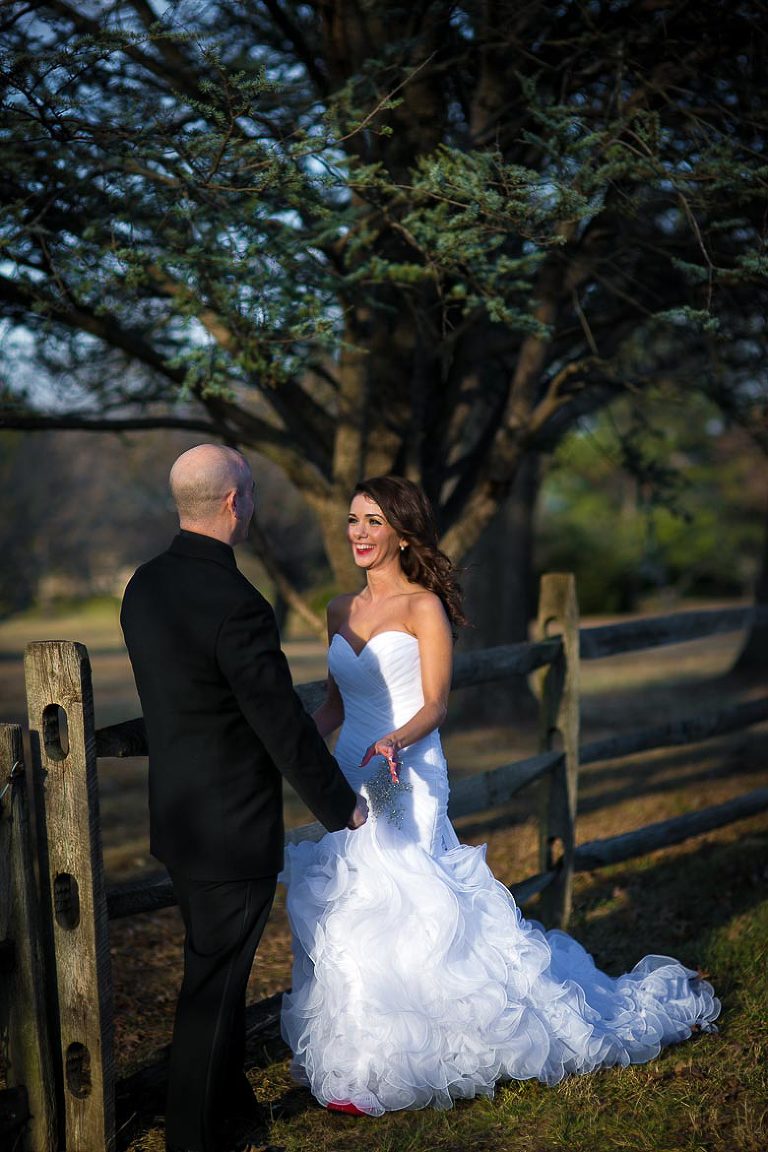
[
  {"left": 573, "top": 786, "right": 768, "bottom": 870},
  {"left": 579, "top": 605, "right": 768, "bottom": 660},
  {"left": 98, "top": 598, "right": 768, "bottom": 924},
  {"left": 94, "top": 638, "right": 564, "bottom": 759},
  {"left": 449, "top": 750, "right": 563, "bottom": 820},
  {"left": 103, "top": 693, "right": 768, "bottom": 922},
  {"left": 106, "top": 748, "right": 569, "bottom": 920},
  {"left": 579, "top": 697, "right": 768, "bottom": 765},
  {"left": 110, "top": 785, "right": 768, "bottom": 1099},
  {"left": 94, "top": 606, "right": 768, "bottom": 757}
]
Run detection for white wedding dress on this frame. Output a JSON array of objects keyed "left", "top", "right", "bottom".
[{"left": 280, "top": 630, "right": 719, "bottom": 1115}]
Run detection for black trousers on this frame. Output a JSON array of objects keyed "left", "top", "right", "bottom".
[{"left": 165, "top": 870, "right": 277, "bottom": 1151}]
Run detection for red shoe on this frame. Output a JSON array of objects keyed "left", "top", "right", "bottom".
[{"left": 325, "top": 1100, "right": 368, "bottom": 1116}]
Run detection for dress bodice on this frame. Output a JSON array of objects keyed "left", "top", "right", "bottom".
[{"left": 330, "top": 630, "right": 439, "bottom": 774}]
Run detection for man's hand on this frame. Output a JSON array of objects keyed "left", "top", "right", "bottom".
[{"left": 347, "top": 793, "right": 369, "bottom": 829}]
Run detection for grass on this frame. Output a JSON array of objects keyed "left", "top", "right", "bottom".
[
  {"left": 223, "top": 830, "right": 768, "bottom": 1152},
  {"left": 1, "top": 599, "right": 767, "bottom": 1151}
]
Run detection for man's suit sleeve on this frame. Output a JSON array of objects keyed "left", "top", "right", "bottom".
[{"left": 216, "top": 592, "right": 356, "bottom": 832}]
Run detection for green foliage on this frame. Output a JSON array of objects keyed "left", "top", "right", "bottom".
[
  {"left": 538, "top": 388, "right": 767, "bottom": 611},
  {"left": 2, "top": 3, "right": 765, "bottom": 399},
  {"left": 0, "top": 0, "right": 766, "bottom": 590}
]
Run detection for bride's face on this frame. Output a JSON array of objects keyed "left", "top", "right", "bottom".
[{"left": 347, "top": 493, "right": 403, "bottom": 570}]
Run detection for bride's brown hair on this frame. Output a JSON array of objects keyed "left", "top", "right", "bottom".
[{"left": 353, "top": 476, "right": 467, "bottom": 635}]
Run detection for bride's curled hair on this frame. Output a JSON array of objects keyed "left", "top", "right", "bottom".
[{"left": 353, "top": 476, "right": 467, "bottom": 635}]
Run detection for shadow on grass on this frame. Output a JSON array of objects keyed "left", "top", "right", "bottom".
[
  {"left": 557, "top": 819, "right": 768, "bottom": 986},
  {"left": 456, "top": 726, "right": 768, "bottom": 840},
  {"left": 577, "top": 730, "right": 768, "bottom": 812},
  {"left": 115, "top": 1033, "right": 309, "bottom": 1150},
  {"left": 114, "top": 817, "right": 767, "bottom": 1152}
]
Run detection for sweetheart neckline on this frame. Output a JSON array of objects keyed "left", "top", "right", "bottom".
[{"left": 332, "top": 630, "right": 418, "bottom": 659}]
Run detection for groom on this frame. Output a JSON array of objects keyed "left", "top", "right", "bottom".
[{"left": 121, "top": 444, "right": 367, "bottom": 1152}]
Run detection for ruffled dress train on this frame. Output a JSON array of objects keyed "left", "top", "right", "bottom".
[{"left": 280, "top": 631, "right": 719, "bottom": 1115}]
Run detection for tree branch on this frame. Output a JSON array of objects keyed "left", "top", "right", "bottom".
[
  {"left": 0, "top": 411, "right": 219, "bottom": 435},
  {"left": 0, "top": 273, "right": 186, "bottom": 385},
  {"left": 41, "top": 0, "right": 210, "bottom": 107},
  {"left": 137, "top": 263, "right": 336, "bottom": 467},
  {"left": 248, "top": 515, "right": 325, "bottom": 636},
  {"left": 261, "top": 0, "right": 329, "bottom": 97}
]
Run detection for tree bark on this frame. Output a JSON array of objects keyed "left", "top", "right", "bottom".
[
  {"left": 455, "top": 453, "right": 541, "bottom": 721},
  {"left": 247, "top": 518, "right": 325, "bottom": 636},
  {"left": 309, "top": 488, "right": 362, "bottom": 601},
  {"left": 732, "top": 498, "right": 768, "bottom": 677}
]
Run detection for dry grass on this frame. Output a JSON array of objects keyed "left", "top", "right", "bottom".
[{"left": 1, "top": 600, "right": 767, "bottom": 1151}]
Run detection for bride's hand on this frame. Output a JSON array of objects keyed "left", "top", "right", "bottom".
[{"left": 360, "top": 736, "right": 401, "bottom": 783}]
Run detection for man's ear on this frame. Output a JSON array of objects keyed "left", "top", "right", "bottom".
[{"left": 225, "top": 488, "right": 238, "bottom": 517}]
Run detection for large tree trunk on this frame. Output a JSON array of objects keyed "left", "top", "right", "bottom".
[
  {"left": 731, "top": 499, "right": 768, "bottom": 678},
  {"left": 311, "top": 488, "right": 362, "bottom": 598},
  {"left": 454, "top": 453, "right": 541, "bottom": 723}
]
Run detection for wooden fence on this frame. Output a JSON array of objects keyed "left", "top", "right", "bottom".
[{"left": 2, "top": 573, "right": 768, "bottom": 1151}]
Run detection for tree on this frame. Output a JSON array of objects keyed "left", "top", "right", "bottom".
[
  {"left": 1, "top": 0, "right": 766, "bottom": 629},
  {"left": 538, "top": 388, "right": 768, "bottom": 612},
  {"left": 0, "top": 426, "right": 325, "bottom": 618},
  {"left": 720, "top": 365, "right": 768, "bottom": 677},
  {"left": 733, "top": 511, "right": 768, "bottom": 677}
]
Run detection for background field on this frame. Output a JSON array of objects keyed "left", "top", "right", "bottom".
[{"left": 1, "top": 599, "right": 767, "bottom": 1152}]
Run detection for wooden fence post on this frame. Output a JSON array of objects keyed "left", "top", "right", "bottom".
[
  {"left": 0, "top": 724, "right": 58, "bottom": 1152},
  {"left": 25, "top": 642, "right": 115, "bottom": 1152},
  {"left": 535, "top": 573, "right": 580, "bottom": 928}
]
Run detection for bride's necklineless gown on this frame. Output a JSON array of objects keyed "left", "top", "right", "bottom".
[{"left": 281, "top": 631, "right": 719, "bottom": 1116}]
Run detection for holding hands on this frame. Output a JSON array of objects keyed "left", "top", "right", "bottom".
[{"left": 347, "top": 793, "right": 369, "bottom": 829}]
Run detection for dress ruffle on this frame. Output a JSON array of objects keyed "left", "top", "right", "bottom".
[{"left": 281, "top": 818, "right": 719, "bottom": 1115}]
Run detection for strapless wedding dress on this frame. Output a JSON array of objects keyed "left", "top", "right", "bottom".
[{"left": 280, "top": 631, "right": 719, "bottom": 1115}]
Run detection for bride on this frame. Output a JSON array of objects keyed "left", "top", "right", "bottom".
[{"left": 280, "top": 476, "right": 719, "bottom": 1116}]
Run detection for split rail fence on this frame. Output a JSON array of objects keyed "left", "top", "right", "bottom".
[{"left": 2, "top": 573, "right": 768, "bottom": 1151}]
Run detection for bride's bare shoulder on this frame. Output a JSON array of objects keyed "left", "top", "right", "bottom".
[{"left": 407, "top": 589, "right": 449, "bottom": 627}]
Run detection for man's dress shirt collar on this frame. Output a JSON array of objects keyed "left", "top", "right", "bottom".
[{"left": 170, "top": 530, "right": 238, "bottom": 571}]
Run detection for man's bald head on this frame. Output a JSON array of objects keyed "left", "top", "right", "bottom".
[{"left": 170, "top": 445, "right": 253, "bottom": 541}]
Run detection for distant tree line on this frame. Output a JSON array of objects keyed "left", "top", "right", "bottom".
[{"left": 2, "top": 400, "right": 764, "bottom": 631}]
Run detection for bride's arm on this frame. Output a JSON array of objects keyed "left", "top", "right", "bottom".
[
  {"left": 311, "top": 597, "right": 348, "bottom": 738},
  {"left": 363, "top": 594, "right": 453, "bottom": 765},
  {"left": 312, "top": 671, "right": 344, "bottom": 738}
]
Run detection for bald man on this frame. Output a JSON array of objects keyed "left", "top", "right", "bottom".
[{"left": 121, "top": 445, "right": 366, "bottom": 1152}]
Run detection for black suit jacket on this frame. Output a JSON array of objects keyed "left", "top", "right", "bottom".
[{"left": 120, "top": 531, "right": 355, "bottom": 880}]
